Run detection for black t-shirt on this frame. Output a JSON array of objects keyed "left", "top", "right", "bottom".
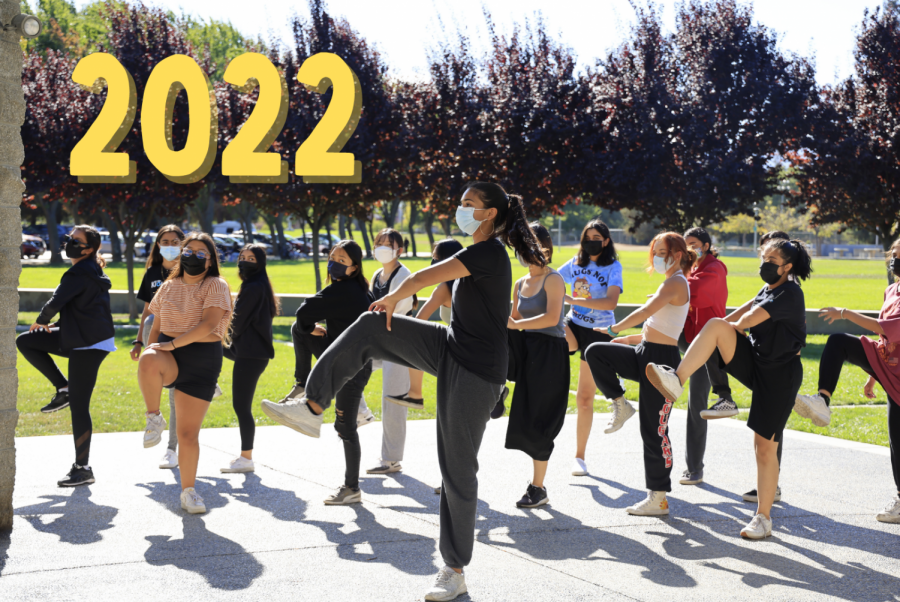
[
  {"left": 137, "top": 265, "right": 172, "bottom": 304},
  {"left": 447, "top": 238, "right": 512, "bottom": 384},
  {"left": 748, "top": 281, "right": 807, "bottom": 367}
]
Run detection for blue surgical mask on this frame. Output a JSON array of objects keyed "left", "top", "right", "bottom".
[
  {"left": 159, "top": 246, "right": 181, "bottom": 261},
  {"left": 653, "top": 256, "right": 674, "bottom": 275},
  {"left": 694, "top": 247, "right": 703, "bottom": 261},
  {"left": 456, "top": 206, "right": 487, "bottom": 236}
]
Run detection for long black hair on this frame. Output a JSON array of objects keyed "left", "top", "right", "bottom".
[
  {"left": 328, "top": 239, "right": 368, "bottom": 290},
  {"left": 145, "top": 224, "right": 185, "bottom": 270},
  {"left": 765, "top": 238, "right": 813, "bottom": 281},
  {"left": 169, "top": 232, "right": 223, "bottom": 280},
  {"left": 238, "top": 244, "right": 280, "bottom": 316},
  {"left": 683, "top": 226, "right": 718, "bottom": 258},
  {"left": 433, "top": 238, "right": 464, "bottom": 262},
  {"left": 71, "top": 225, "right": 105, "bottom": 269},
  {"left": 528, "top": 221, "right": 554, "bottom": 264},
  {"left": 463, "top": 181, "right": 545, "bottom": 267},
  {"left": 576, "top": 219, "right": 618, "bottom": 267}
]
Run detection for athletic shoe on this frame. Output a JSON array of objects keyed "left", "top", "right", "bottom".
[
  {"left": 572, "top": 457, "right": 588, "bottom": 476},
  {"left": 875, "top": 494, "right": 900, "bottom": 524},
  {"left": 385, "top": 392, "right": 425, "bottom": 410},
  {"left": 700, "top": 398, "right": 739, "bottom": 419},
  {"left": 180, "top": 487, "right": 206, "bottom": 514},
  {"left": 794, "top": 394, "right": 831, "bottom": 427},
  {"left": 742, "top": 486, "right": 782, "bottom": 503},
  {"left": 357, "top": 406, "right": 376, "bottom": 428},
  {"left": 41, "top": 390, "right": 69, "bottom": 413},
  {"left": 679, "top": 470, "right": 703, "bottom": 485},
  {"left": 604, "top": 396, "right": 636, "bottom": 434},
  {"left": 159, "top": 449, "right": 178, "bottom": 469},
  {"left": 424, "top": 566, "right": 467, "bottom": 601},
  {"left": 490, "top": 386, "right": 510, "bottom": 419},
  {"left": 626, "top": 491, "right": 669, "bottom": 516},
  {"left": 434, "top": 485, "right": 442, "bottom": 494},
  {"left": 516, "top": 483, "right": 549, "bottom": 508},
  {"left": 366, "top": 461, "right": 402, "bottom": 474},
  {"left": 261, "top": 399, "right": 322, "bottom": 438},
  {"left": 143, "top": 412, "right": 167, "bottom": 448},
  {"left": 221, "top": 456, "right": 255, "bottom": 473},
  {"left": 324, "top": 485, "right": 361, "bottom": 505},
  {"left": 213, "top": 383, "right": 223, "bottom": 398},
  {"left": 57, "top": 463, "right": 94, "bottom": 487},
  {"left": 645, "top": 363, "right": 683, "bottom": 401},
  {"left": 740, "top": 513, "right": 773, "bottom": 540},
  {"left": 272, "top": 383, "right": 305, "bottom": 404}
]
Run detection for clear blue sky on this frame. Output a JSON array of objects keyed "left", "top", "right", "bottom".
[{"left": 75, "top": 0, "right": 883, "bottom": 85}]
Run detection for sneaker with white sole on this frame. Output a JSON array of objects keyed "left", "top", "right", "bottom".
[
  {"left": 626, "top": 491, "right": 670, "bottom": 516},
  {"left": 742, "top": 486, "right": 782, "bottom": 503},
  {"left": 159, "top": 449, "right": 178, "bottom": 469},
  {"left": 794, "top": 394, "right": 831, "bottom": 427},
  {"left": 645, "top": 363, "right": 683, "bottom": 401},
  {"left": 57, "top": 463, "right": 94, "bottom": 487},
  {"left": 357, "top": 406, "right": 376, "bottom": 428},
  {"left": 221, "top": 456, "right": 255, "bottom": 473},
  {"left": 679, "top": 470, "right": 703, "bottom": 485},
  {"left": 604, "top": 396, "right": 636, "bottom": 434},
  {"left": 324, "top": 485, "right": 361, "bottom": 505},
  {"left": 261, "top": 399, "right": 322, "bottom": 438},
  {"left": 385, "top": 393, "right": 425, "bottom": 410},
  {"left": 180, "top": 487, "right": 206, "bottom": 514},
  {"left": 366, "top": 461, "right": 402, "bottom": 474},
  {"left": 875, "top": 494, "right": 900, "bottom": 524},
  {"left": 272, "top": 383, "right": 305, "bottom": 404},
  {"left": 424, "top": 565, "right": 467, "bottom": 601},
  {"left": 434, "top": 485, "right": 442, "bottom": 494},
  {"left": 572, "top": 457, "right": 588, "bottom": 476},
  {"left": 516, "top": 483, "right": 549, "bottom": 508},
  {"left": 143, "top": 412, "right": 167, "bottom": 448},
  {"left": 700, "top": 398, "right": 739, "bottom": 419},
  {"left": 213, "top": 383, "right": 223, "bottom": 398},
  {"left": 740, "top": 513, "right": 773, "bottom": 539}
]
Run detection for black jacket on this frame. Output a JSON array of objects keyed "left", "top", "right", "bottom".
[
  {"left": 36, "top": 259, "right": 115, "bottom": 351},
  {"left": 296, "top": 278, "right": 373, "bottom": 345},
  {"left": 229, "top": 279, "right": 275, "bottom": 359}
]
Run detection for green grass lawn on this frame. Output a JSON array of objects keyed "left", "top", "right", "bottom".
[{"left": 18, "top": 248, "right": 892, "bottom": 310}]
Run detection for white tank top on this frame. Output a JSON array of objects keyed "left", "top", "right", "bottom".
[{"left": 644, "top": 272, "right": 690, "bottom": 340}]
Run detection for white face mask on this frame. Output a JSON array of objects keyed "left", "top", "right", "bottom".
[
  {"left": 159, "top": 246, "right": 181, "bottom": 261},
  {"left": 373, "top": 245, "right": 396, "bottom": 264},
  {"left": 653, "top": 255, "right": 674, "bottom": 275}
]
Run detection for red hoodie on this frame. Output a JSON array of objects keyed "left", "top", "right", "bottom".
[{"left": 684, "top": 253, "right": 728, "bottom": 343}]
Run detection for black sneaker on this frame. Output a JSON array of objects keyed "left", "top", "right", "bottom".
[
  {"left": 41, "top": 390, "right": 69, "bottom": 413},
  {"left": 58, "top": 463, "right": 94, "bottom": 487},
  {"left": 385, "top": 393, "right": 425, "bottom": 410},
  {"left": 490, "top": 386, "right": 510, "bottom": 419},
  {"left": 516, "top": 483, "right": 548, "bottom": 508}
]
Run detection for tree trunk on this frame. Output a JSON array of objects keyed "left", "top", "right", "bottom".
[
  {"left": 274, "top": 214, "right": 287, "bottom": 259},
  {"left": 442, "top": 217, "right": 451, "bottom": 238},
  {"left": 358, "top": 217, "right": 372, "bottom": 258},
  {"left": 338, "top": 214, "right": 346, "bottom": 240},
  {"left": 102, "top": 213, "right": 122, "bottom": 263},
  {"left": 368, "top": 219, "right": 375, "bottom": 245},
  {"left": 200, "top": 184, "right": 215, "bottom": 235},
  {"left": 382, "top": 198, "right": 402, "bottom": 228},
  {"left": 882, "top": 225, "right": 895, "bottom": 286},
  {"left": 423, "top": 210, "right": 435, "bottom": 248},
  {"left": 37, "top": 196, "right": 63, "bottom": 264},
  {"left": 311, "top": 214, "right": 323, "bottom": 291},
  {"left": 346, "top": 216, "right": 355, "bottom": 241},
  {"left": 408, "top": 203, "right": 418, "bottom": 257},
  {"left": 324, "top": 217, "right": 333, "bottom": 252}
]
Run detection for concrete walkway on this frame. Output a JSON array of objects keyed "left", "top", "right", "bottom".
[{"left": 1, "top": 409, "right": 898, "bottom": 601}]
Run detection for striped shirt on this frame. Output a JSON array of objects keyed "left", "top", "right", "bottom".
[{"left": 148, "top": 276, "right": 233, "bottom": 339}]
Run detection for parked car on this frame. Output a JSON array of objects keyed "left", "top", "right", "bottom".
[
  {"left": 24, "top": 224, "right": 68, "bottom": 244},
  {"left": 231, "top": 231, "right": 275, "bottom": 255},
  {"left": 97, "top": 230, "right": 127, "bottom": 256},
  {"left": 21, "top": 233, "right": 45, "bottom": 259}
]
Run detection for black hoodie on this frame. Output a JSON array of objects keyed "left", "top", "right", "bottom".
[
  {"left": 36, "top": 259, "right": 115, "bottom": 351},
  {"left": 229, "top": 275, "right": 275, "bottom": 359},
  {"left": 295, "top": 277, "right": 373, "bottom": 345}
]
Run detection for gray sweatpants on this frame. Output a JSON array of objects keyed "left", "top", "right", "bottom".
[
  {"left": 306, "top": 312, "right": 501, "bottom": 568},
  {"left": 142, "top": 314, "right": 177, "bottom": 452},
  {"left": 373, "top": 359, "right": 411, "bottom": 463}
]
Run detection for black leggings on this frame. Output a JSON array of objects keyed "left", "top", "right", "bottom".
[
  {"left": 224, "top": 348, "right": 269, "bottom": 451},
  {"left": 16, "top": 330, "right": 109, "bottom": 466}
]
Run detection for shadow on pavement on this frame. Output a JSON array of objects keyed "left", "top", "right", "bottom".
[{"left": 15, "top": 487, "right": 117, "bottom": 546}]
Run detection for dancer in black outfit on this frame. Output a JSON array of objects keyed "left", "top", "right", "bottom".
[
  {"left": 221, "top": 244, "right": 279, "bottom": 474},
  {"left": 16, "top": 226, "right": 115, "bottom": 486}
]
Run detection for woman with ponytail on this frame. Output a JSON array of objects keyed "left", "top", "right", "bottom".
[
  {"left": 582, "top": 232, "right": 694, "bottom": 517},
  {"left": 16, "top": 225, "right": 115, "bottom": 487},
  {"left": 645, "top": 238, "right": 812, "bottom": 540},
  {"left": 262, "top": 181, "right": 541, "bottom": 601}
]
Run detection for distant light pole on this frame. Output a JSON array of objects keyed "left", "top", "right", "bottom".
[
  {"left": 557, "top": 214, "right": 562, "bottom": 248},
  {"left": 752, "top": 202, "right": 760, "bottom": 249}
]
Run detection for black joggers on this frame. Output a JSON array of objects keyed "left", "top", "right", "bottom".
[
  {"left": 16, "top": 330, "right": 109, "bottom": 466},
  {"left": 223, "top": 347, "right": 269, "bottom": 451}
]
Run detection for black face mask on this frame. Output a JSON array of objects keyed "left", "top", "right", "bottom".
[
  {"left": 759, "top": 262, "right": 783, "bottom": 285},
  {"left": 65, "top": 240, "right": 88, "bottom": 259},
  {"left": 891, "top": 258, "right": 900, "bottom": 277},
  {"left": 238, "top": 261, "right": 261, "bottom": 280},
  {"left": 182, "top": 254, "right": 208, "bottom": 276},
  {"left": 328, "top": 260, "right": 349, "bottom": 280},
  {"left": 582, "top": 240, "right": 604, "bottom": 257}
]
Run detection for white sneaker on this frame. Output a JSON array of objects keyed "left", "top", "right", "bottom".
[
  {"left": 324, "top": 485, "right": 362, "bottom": 505},
  {"left": 261, "top": 398, "right": 322, "bottom": 438},
  {"left": 366, "top": 461, "right": 402, "bottom": 474},
  {"left": 742, "top": 486, "right": 782, "bottom": 503},
  {"left": 213, "top": 383, "right": 223, "bottom": 398},
  {"left": 572, "top": 457, "right": 588, "bottom": 476},
  {"left": 221, "top": 456, "right": 255, "bottom": 473},
  {"left": 159, "top": 449, "right": 178, "bottom": 469},
  {"left": 274, "top": 383, "right": 305, "bottom": 404},
  {"left": 424, "top": 565, "right": 467, "bottom": 601},
  {"left": 143, "top": 412, "right": 167, "bottom": 448},
  {"left": 645, "top": 363, "right": 683, "bottom": 401},
  {"left": 740, "top": 513, "right": 773, "bottom": 539},
  {"left": 357, "top": 406, "right": 376, "bottom": 428},
  {"left": 794, "top": 394, "right": 831, "bottom": 427},
  {"left": 626, "top": 491, "right": 669, "bottom": 516},
  {"left": 604, "top": 396, "right": 636, "bottom": 434},
  {"left": 875, "top": 494, "right": 900, "bottom": 524},
  {"left": 180, "top": 487, "right": 206, "bottom": 514},
  {"left": 700, "top": 398, "right": 739, "bottom": 419}
]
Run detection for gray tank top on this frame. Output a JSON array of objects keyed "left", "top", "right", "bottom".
[{"left": 516, "top": 269, "right": 566, "bottom": 338}]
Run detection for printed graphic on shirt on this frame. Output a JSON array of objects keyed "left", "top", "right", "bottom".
[
  {"left": 558, "top": 258, "right": 623, "bottom": 329},
  {"left": 573, "top": 278, "right": 592, "bottom": 299}
]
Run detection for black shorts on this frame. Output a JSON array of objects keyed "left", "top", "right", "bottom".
[
  {"left": 720, "top": 334, "right": 803, "bottom": 441},
  {"left": 566, "top": 317, "right": 612, "bottom": 361},
  {"left": 159, "top": 334, "right": 224, "bottom": 402}
]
